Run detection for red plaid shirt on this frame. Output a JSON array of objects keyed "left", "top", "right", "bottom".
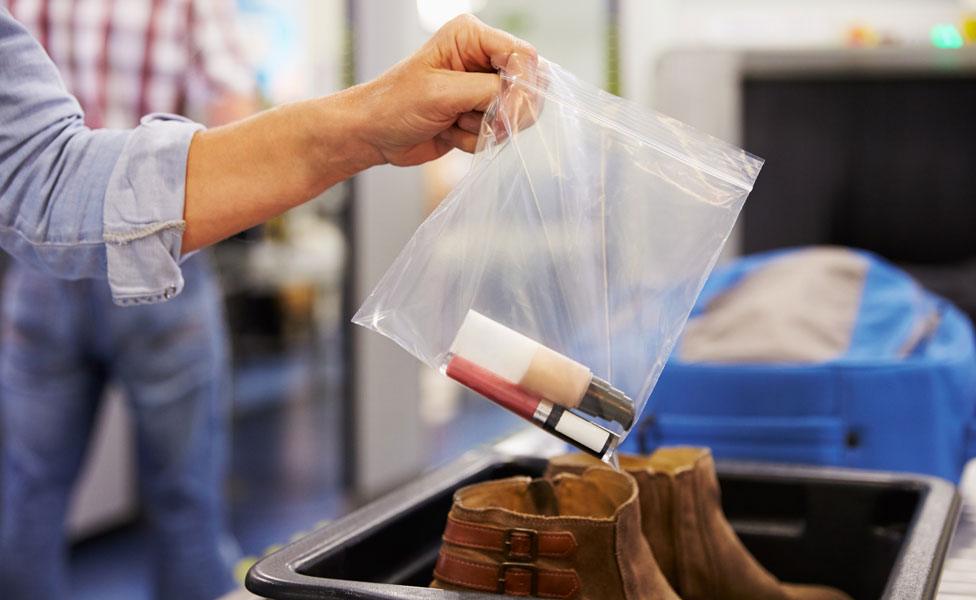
[{"left": 6, "top": 0, "right": 253, "bottom": 128}]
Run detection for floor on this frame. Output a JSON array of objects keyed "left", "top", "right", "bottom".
[{"left": 66, "top": 342, "right": 522, "bottom": 599}]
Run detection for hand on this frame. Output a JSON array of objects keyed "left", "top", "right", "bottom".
[{"left": 348, "top": 14, "right": 536, "bottom": 167}]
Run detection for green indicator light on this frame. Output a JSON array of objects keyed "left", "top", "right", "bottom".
[{"left": 931, "top": 24, "right": 964, "bottom": 49}]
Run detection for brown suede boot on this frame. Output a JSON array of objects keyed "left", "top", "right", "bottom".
[
  {"left": 431, "top": 467, "right": 681, "bottom": 599},
  {"left": 546, "top": 448, "right": 851, "bottom": 600}
]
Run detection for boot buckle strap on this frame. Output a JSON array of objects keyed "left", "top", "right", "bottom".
[
  {"left": 434, "top": 552, "right": 581, "bottom": 599},
  {"left": 443, "top": 518, "right": 577, "bottom": 558},
  {"left": 498, "top": 561, "right": 538, "bottom": 595},
  {"left": 504, "top": 527, "right": 538, "bottom": 561}
]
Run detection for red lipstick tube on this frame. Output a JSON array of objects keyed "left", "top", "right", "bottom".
[{"left": 446, "top": 355, "right": 617, "bottom": 459}]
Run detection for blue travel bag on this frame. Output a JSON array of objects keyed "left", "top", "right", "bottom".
[{"left": 621, "top": 248, "right": 976, "bottom": 481}]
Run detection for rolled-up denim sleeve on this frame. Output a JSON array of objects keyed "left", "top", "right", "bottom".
[
  {"left": 0, "top": 9, "right": 202, "bottom": 305},
  {"left": 103, "top": 114, "right": 202, "bottom": 305}
]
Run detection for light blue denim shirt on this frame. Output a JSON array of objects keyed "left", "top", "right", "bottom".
[{"left": 0, "top": 8, "right": 202, "bottom": 305}]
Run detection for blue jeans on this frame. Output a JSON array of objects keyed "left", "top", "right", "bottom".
[{"left": 0, "top": 254, "right": 238, "bottom": 600}]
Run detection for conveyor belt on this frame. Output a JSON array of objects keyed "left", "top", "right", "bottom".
[{"left": 937, "top": 460, "right": 976, "bottom": 598}]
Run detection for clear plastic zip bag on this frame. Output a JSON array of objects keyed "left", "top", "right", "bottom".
[{"left": 353, "top": 55, "right": 763, "bottom": 461}]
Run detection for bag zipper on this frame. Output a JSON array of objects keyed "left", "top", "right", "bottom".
[{"left": 503, "top": 73, "right": 758, "bottom": 193}]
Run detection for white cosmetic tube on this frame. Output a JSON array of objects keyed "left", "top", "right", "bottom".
[{"left": 449, "top": 310, "right": 592, "bottom": 408}]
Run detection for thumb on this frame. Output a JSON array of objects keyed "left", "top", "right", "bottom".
[{"left": 438, "top": 70, "right": 501, "bottom": 115}]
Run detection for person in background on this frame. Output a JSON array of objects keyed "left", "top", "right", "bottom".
[
  {"left": 0, "top": 1, "right": 256, "bottom": 598},
  {"left": 0, "top": 5, "right": 533, "bottom": 591}
]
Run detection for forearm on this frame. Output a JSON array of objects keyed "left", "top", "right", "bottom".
[
  {"left": 178, "top": 13, "right": 534, "bottom": 253},
  {"left": 183, "top": 87, "right": 378, "bottom": 253}
]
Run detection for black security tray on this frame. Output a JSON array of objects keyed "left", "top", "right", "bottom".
[{"left": 246, "top": 450, "right": 960, "bottom": 600}]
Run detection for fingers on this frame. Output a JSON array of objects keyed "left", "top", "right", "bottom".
[
  {"left": 457, "top": 111, "right": 483, "bottom": 134},
  {"left": 438, "top": 14, "right": 536, "bottom": 73},
  {"left": 437, "top": 125, "right": 479, "bottom": 153},
  {"left": 437, "top": 113, "right": 482, "bottom": 155},
  {"left": 440, "top": 70, "right": 500, "bottom": 114}
]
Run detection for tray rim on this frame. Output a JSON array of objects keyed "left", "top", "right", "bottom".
[{"left": 246, "top": 449, "right": 960, "bottom": 600}]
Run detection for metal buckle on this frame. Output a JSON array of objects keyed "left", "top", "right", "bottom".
[
  {"left": 503, "top": 527, "right": 538, "bottom": 561},
  {"left": 498, "top": 562, "right": 538, "bottom": 595}
]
